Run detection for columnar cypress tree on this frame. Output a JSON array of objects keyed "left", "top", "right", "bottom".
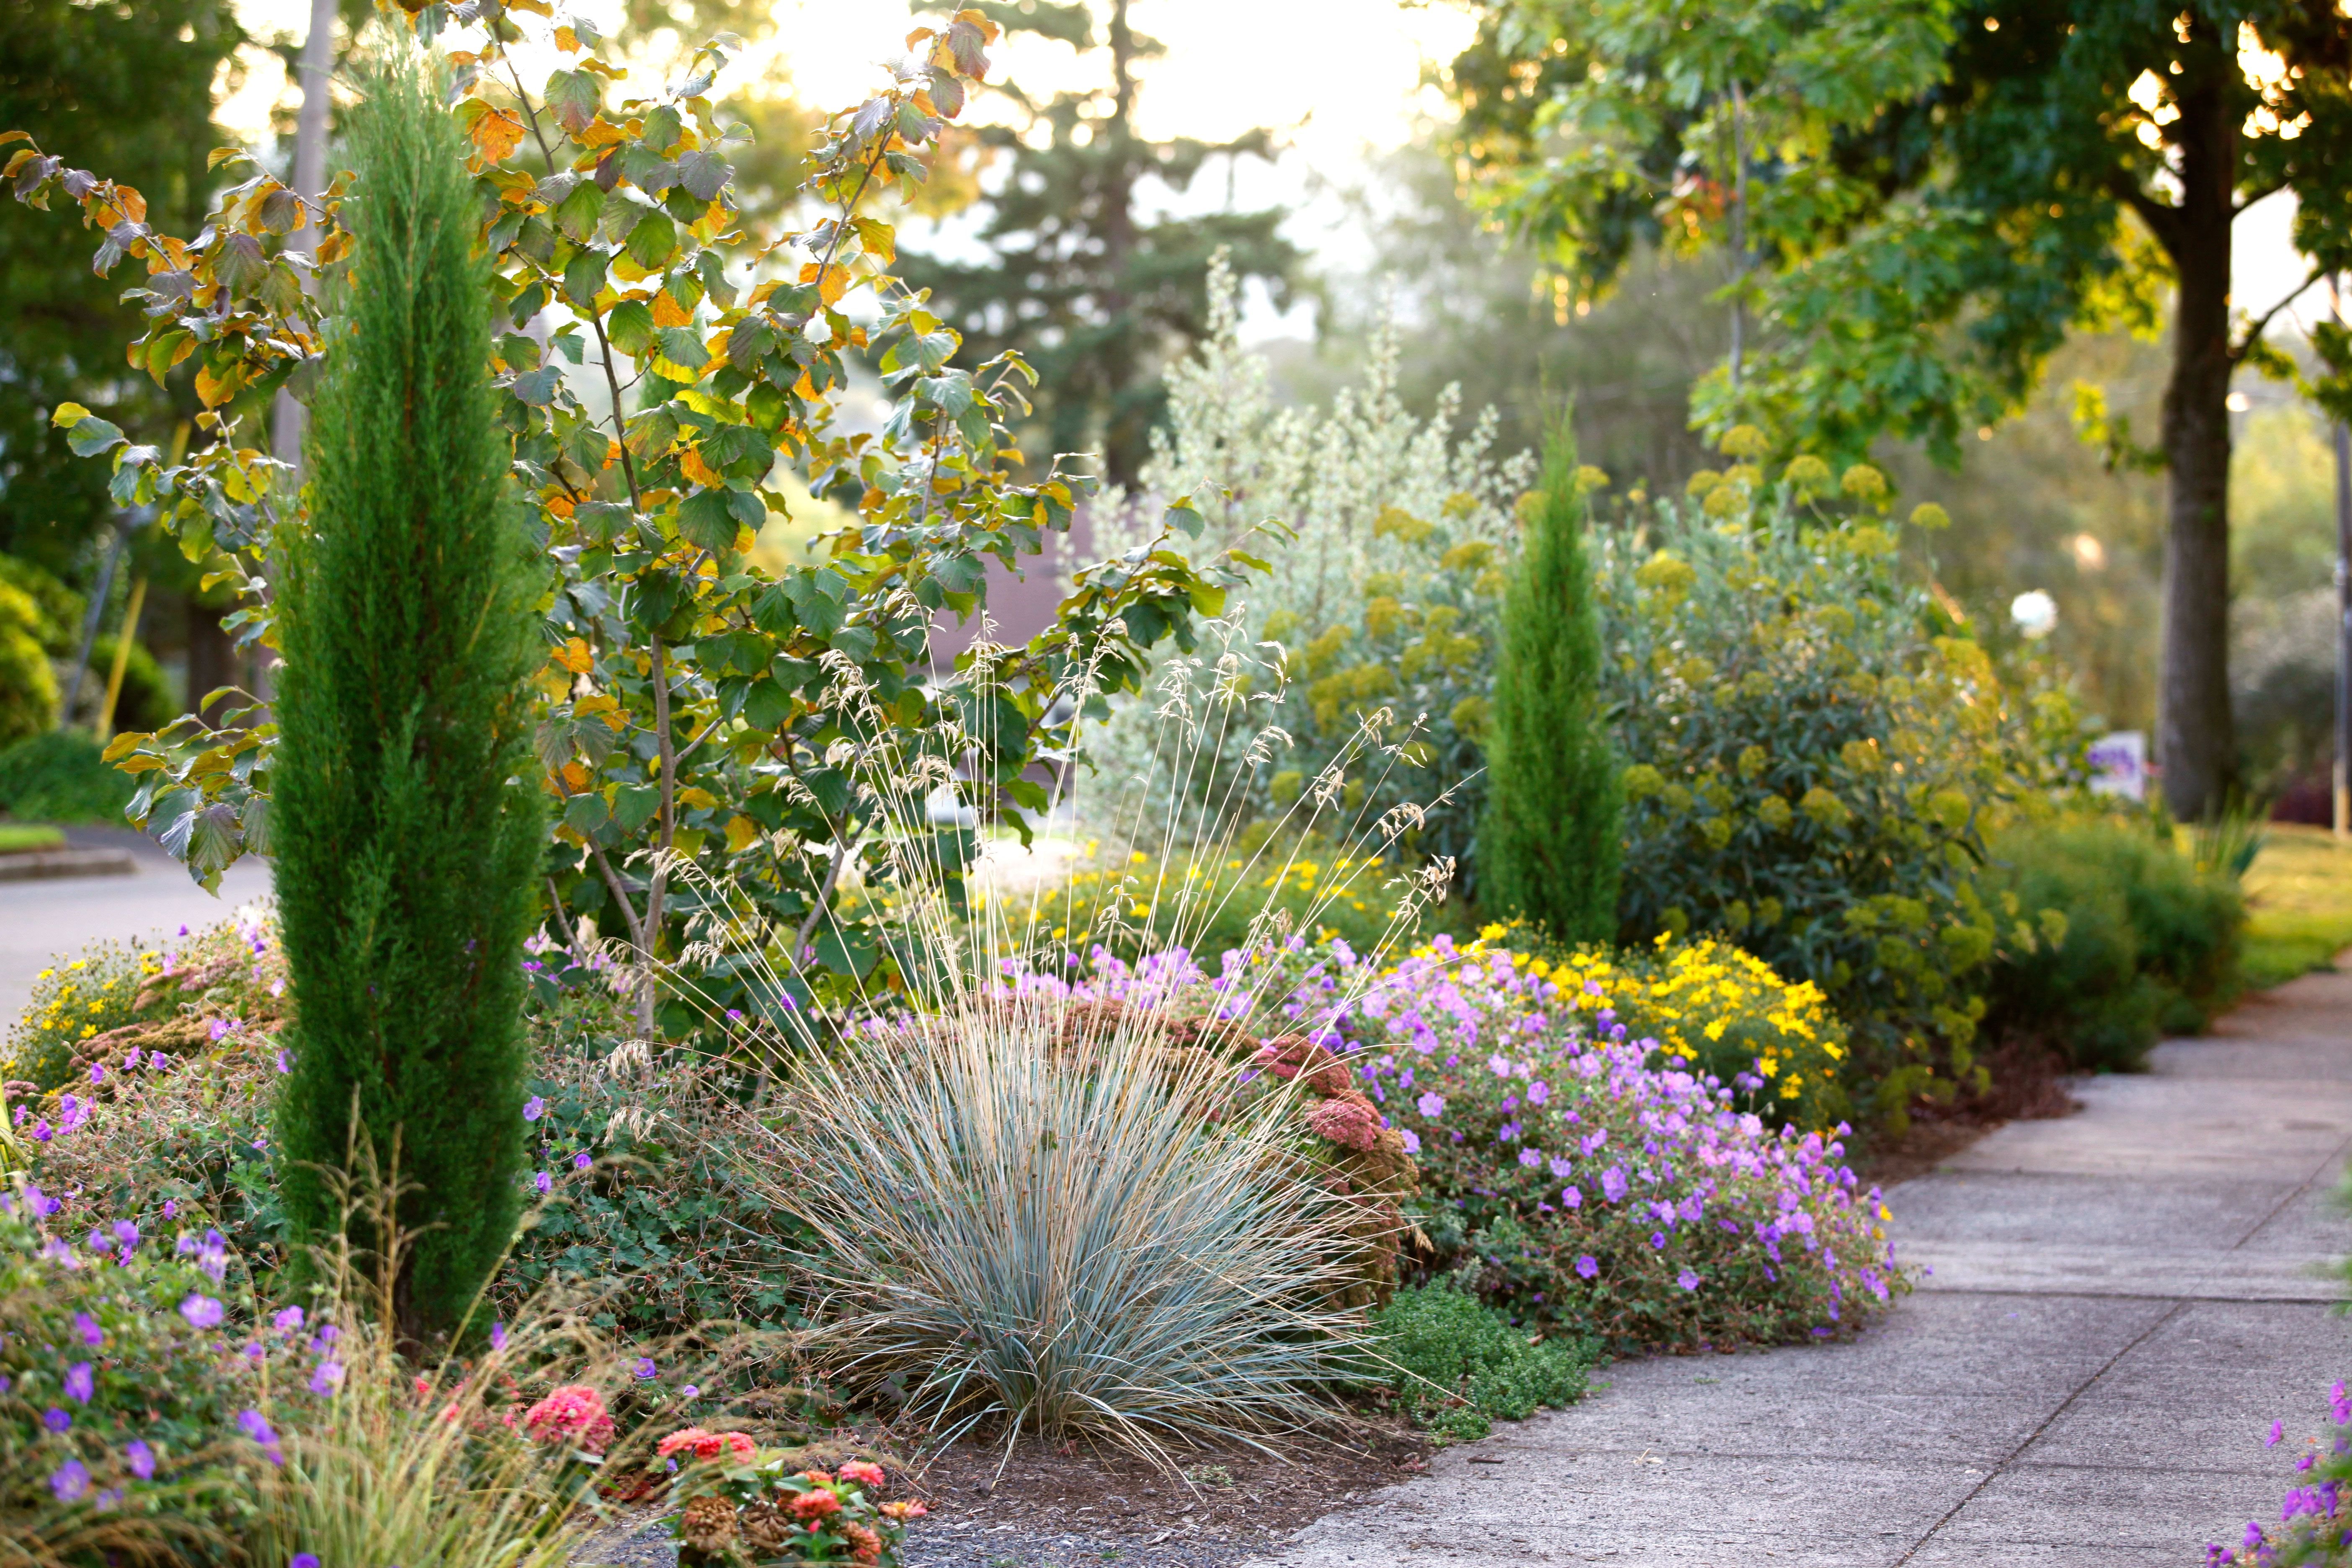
[
  {"left": 273, "top": 59, "right": 544, "bottom": 1344},
  {"left": 1478, "top": 419, "right": 1621, "bottom": 942}
]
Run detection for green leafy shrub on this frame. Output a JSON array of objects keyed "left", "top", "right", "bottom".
[
  {"left": 1370, "top": 1281, "right": 1595, "bottom": 1441},
  {"left": 499, "top": 1036, "right": 813, "bottom": 1338},
  {"left": 0, "top": 580, "right": 57, "bottom": 746},
  {"left": 1480, "top": 423, "right": 1620, "bottom": 941},
  {"left": 1593, "top": 469, "right": 2076, "bottom": 1120},
  {"left": 0, "top": 730, "right": 137, "bottom": 824},
  {"left": 0, "top": 554, "right": 83, "bottom": 654},
  {"left": 1983, "top": 814, "right": 2244, "bottom": 1070}
]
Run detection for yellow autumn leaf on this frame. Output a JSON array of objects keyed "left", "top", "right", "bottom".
[
  {"left": 552, "top": 636, "right": 593, "bottom": 673},
  {"left": 470, "top": 108, "right": 526, "bottom": 165},
  {"left": 678, "top": 446, "right": 723, "bottom": 488},
  {"left": 193, "top": 361, "right": 238, "bottom": 408},
  {"left": 678, "top": 786, "right": 720, "bottom": 810},
  {"left": 725, "top": 815, "right": 761, "bottom": 854},
  {"left": 652, "top": 289, "right": 693, "bottom": 328},
  {"left": 554, "top": 24, "right": 581, "bottom": 50},
  {"left": 560, "top": 760, "right": 591, "bottom": 792}
]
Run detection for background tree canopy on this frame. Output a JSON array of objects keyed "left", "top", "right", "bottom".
[
  {"left": 899, "top": 0, "right": 1300, "bottom": 487},
  {"left": 1446, "top": 0, "right": 2352, "bottom": 819},
  {"left": 0, "top": 0, "right": 239, "bottom": 580}
]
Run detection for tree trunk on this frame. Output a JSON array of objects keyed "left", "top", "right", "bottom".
[
  {"left": 270, "top": 0, "right": 337, "bottom": 474},
  {"left": 2156, "top": 75, "right": 2237, "bottom": 820},
  {"left": 1098, "top": 0, "right": 1142, "bottom": 487}
]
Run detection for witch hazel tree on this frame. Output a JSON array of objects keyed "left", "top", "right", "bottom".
[{"left": 4, "top": 3, "right": 1257, "bottom": 1033}]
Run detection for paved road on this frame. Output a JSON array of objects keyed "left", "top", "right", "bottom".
[
  {"left": 0, "top": 830, "right": 272, "bottom": 1029},
  {"left": 1254, "top": 967, "right": 2352, "bottom": 1566}
]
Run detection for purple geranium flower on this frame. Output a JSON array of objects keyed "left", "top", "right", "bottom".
[
  {"left": 180, "top": 1295, "right": 224, "bottom": 1330},
  {"left": 523, "top": 1096, "right": 545, "bottom": 1122},
  {"left": 124, "top": 1440, "right": 155, "bottom": 1480},
  {"left": 64, "top": 1363, "right": 93, "bottom": 1403}
]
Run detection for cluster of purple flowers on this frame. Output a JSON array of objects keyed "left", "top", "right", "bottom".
[
  {"left": 1000, "top": 934, "right": 1903, "bottom": 1348},
  {"left": 1, "top": 1184, "right": 340, "bottom": 1513},
  {"left": 2210, "top": 1386, "right": 2352, "bottom": 1566}
]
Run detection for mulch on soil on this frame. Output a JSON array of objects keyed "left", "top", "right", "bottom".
[
  {"left": 570, "top": 1419, "right": 1431, "bottom": 1568},
  {"left": 896, "top": 1421, "right": 1429, "bottom": 1567}
]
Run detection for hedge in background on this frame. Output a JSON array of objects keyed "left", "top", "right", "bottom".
[
  {"left": 272, "top": 61, "right": 544, "bottom": 1345},
  {"left": 1983, "top": 814, "right": 2243, "bottom": 1072}
]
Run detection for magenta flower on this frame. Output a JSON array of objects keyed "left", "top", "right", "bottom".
[
  {"left": 533, "top": 1171, "right": 552, "bottom": 1194},
  {"left": 50, "top": 1459, "right": 89, "bottom": 1503},
  {"left": 633, "top": 1357, "right": 658, "bottom": 1380},
  {"left": 41, "top": 1407, "right": 71, "bottom": 1433},
  {"left": 64, "top": 1363, "right": 93, "bottom": 1403},
  {"left": 491, "top": 1321, "right": 508, "bottom": 1351},
  {"left": 179, "top": 1294, "right": 224, "bottom": 1329},
  {"left": 1518, "top": 1148, "right": 1542, "bottom": 1168},
  {"left": 124, "top": 1440, "right": 155, "bottom": 1480},
  {"left": 1678, "top": 1269, "right": 1701, "bottom": 1291},
  {"left": 1561, "top": 1186, "right": 1582, "bottom": 1208},
  {"left": 274, "top": 1307, "right": 305, "bottom": 1332},
  {"left": 74, "top": 1312, "right": 104, "bottom": 1348},
  {"left": 308, "top": 1361, "right": 343, "bottom": 1396},
  {"left": 573, "top": 1151, "right": 592, "bottom": 1171}
]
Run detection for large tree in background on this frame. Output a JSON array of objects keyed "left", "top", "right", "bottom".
[
  {"left": 0, "top": 0, "right": 239, "bottom": 580},
  {"left": 1449, "top": 0, "right": 2352, "bottom": 820},
  {"left": 900, "top": 0, "right": 1299, "bottom": 487}
]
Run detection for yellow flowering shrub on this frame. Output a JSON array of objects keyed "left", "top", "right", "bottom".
[
  {"left": 4, "top": 944, "right": 159, "bottom": 1093},
  {"left": 1594, "top": 488, "right": 2089, "bottom": 1127}
]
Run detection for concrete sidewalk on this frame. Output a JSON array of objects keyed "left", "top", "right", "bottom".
[
  {"left": 0, "top": 830, "right": 271, "bottom": 1027},
  {"left": 1254, "top": 967, "right": 2352, "bottom": 1566}
]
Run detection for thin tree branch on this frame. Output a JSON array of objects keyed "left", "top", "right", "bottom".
[
  {"left": 2107, "top": 174, "right": 2185, "bottom": 262},
  {"left": 589, "top": 843, "right": 650, "bottom": 957},
  {"left": 2232, "top": 264, "right": 2324, "bottom": 363}
]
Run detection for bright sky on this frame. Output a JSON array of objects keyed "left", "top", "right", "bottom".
[{"left": 215, "top": 0, "right": 2325, "bottom": 343}]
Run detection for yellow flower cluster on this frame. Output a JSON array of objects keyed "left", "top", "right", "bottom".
[{"left": 5, "top": 947, "right": 162, "bottom": 1091}]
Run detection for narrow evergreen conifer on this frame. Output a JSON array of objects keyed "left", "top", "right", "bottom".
[
  {"left": 272, "top": 59, "right": 544, "bottom": 1344},
  {"left": 1478, "top": 419, "right": 1622, "bottom": 941}
]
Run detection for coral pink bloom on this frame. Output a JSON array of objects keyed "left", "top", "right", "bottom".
[
  {"left": 838, "top": 1459, "right": 887, "bottom": 1488},
  {"left": 521, "top": 1384, "right": 616, "bottom": 1455},
  {"left": 789, "top": 1488, "right": 843, "bottom": 1521}
]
